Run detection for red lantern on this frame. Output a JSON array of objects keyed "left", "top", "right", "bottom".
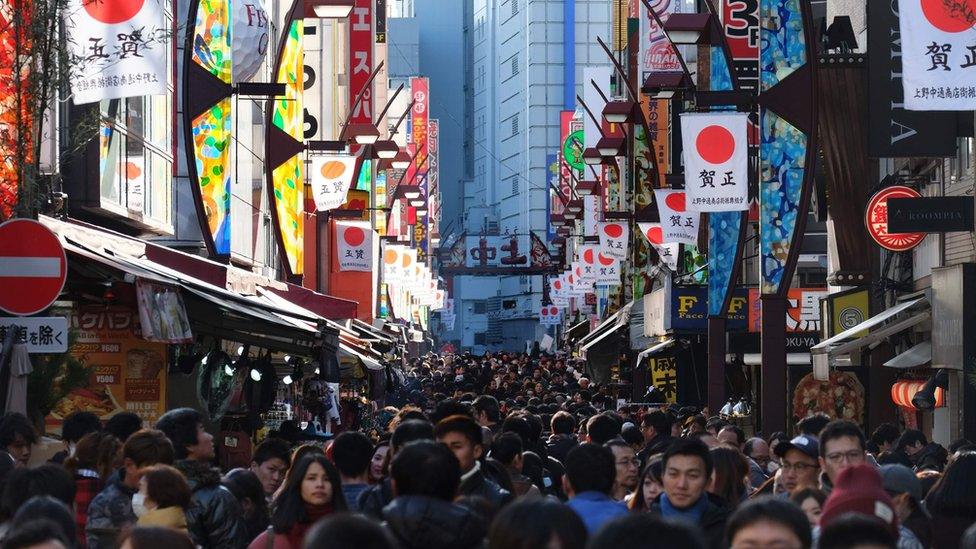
[{"left": 891, "top": 381, "right": 945, "bottom": 410}]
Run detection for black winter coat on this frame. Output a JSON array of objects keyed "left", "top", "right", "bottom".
[
  {"left": 175, "top": 459, "right": 248, "bottom": 548},
  {"left": 383, "top": 495, "right": 487, "bottom": 549},
  {"left": 459, "top": 468, "right": 511, "bottom": 510},
  {"left": 358, "top": 477, "right": 395, "bottom": 519},
  {"left": 648, "top": 493, "right": 731, "bottom": 549}
]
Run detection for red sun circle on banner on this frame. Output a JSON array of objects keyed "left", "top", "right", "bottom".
[
  {"left": 583, "top": 248, "right": 594, "bottom": 263},
  {"left": 553, "top": 280, "right": 562, "bottom": 290},
  {"left": 383, "top": 249, "right": 397, "bottom": 265},
  {"left": 84, "top": 0, "right": 145, "bottom": 24},
  {"left": 575, "top": 266, "right": 582, "bottom": 277},
  {"left": 603, "top": 224, "right": 623, "bottom": 238},
  {"left": 645, "top": 226, "right": 664, "bottom": 245},
  {"left": 548, "top": 307, "right": 557, "bottom": 316},
  {"left": 343, "top": 227, "right": 365, "bottom": 246},
  {"left": 664, "top": 192, "right": 686, "bottom": 212},
  {"left": 598, "top": 253, "right": 615, "bottom": 266},
  {"left": 696, "top": 125, "right": 735, "bottom": 164},
  {"left": 920, "top": 0, "right": 976, "bottom": 33},
  {"left": 567, "top": 274, "right": 575, "bottom": 284}
]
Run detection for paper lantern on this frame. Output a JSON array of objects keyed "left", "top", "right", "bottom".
[{"left": 891, "top": 381, "right": 944, "bottom": 410}]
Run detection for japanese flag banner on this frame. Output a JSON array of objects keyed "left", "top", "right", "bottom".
[
  {"left": 681, "top": 112, "right": 749, "bottom": 212},
  {"left": 311, "top": 156, "right": 358, "bottom": 212},
  {"left": 382, "top": 244, "right": 402, "bottom": 282},
  {"left": 65, "top": 0, "right": 168, "bottom": 104},
  {"left": 539, "top": 306, "right": 562, "bottom": 326},
  {"left": 336, "top": 221, "right": 374, "bottom": 271},
  {"left": 638, "top": 222, "right": 680, "bottom": 271},
  {"left": 550, "top": 276, "right": 567, "bottom": 299},
  {"left": 900, "top": 0, "right": 976, "bottom": 110},
  {"left": 595, "top": 252, "right": 621, "bottom": 286},
  {"left": 598, "top": 222, "right": 629, "bottom": 259},
  {"left": 578, "top": 245, "right": 600, "bottom": 284},
  {"left": 654, "top": 189, "right": 699, "bottom": 245}
]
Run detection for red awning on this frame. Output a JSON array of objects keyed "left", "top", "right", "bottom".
[{"left": 264, "top": 284, "right": 358, "bottom": 321}]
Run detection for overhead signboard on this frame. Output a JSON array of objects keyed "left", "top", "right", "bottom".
[
  {"left": 441, "top": 232, "right": 559, "bottom": 275},
  {"left": 0, "top": 316, "right": 68, "bottom": 353},
  {"left": 887, "top": 196, "right": 975, "bottom": 233},
  {"left": 747, "top": 288, "right": 829, "bottom": 333},
  {"left": 865, "top": 186, "right": 926, "bottom": 251}
]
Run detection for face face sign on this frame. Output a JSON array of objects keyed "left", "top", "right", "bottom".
[
  {"left": 252, "top": 457, "right": 288, "bottom": 496},
  {"left": 662, "top": 454, "right": 708, "bottom": 509},
  {"left": 729, "top": 519, "right": 804, "bottom": 549},
  {"left": 438, "top": 431, "right": 482, "bottom": 473},
  {"left": 300, "top": 462, "right": 333, "bottom": 506},
  {"left": 819, "top": 435, "right": 865, "bottom": 483}
]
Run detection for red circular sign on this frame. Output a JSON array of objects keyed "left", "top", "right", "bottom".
[
  {"left": 920, "top": 0, "right": 976, "bottom": 33},
  {"left": 696, "top": 125, "right": 735, "bottom": 164},
  {"left": 343, "top": 226, "right": 365, "bottom": 246},
  {"left": 664, "top": 191, "right": 686, "bottom": 212},
  {"left": 865, "top": 186, "right": 925, "bottom": 252},
  {"left": 0, "top": 219, "right": 67, "bottom": 315},
  {"left": 602, "top": 223, "right": 623, "bottom": 238},
  {"left": 84, "top": 0, "right": 145, "bottom": 24}
]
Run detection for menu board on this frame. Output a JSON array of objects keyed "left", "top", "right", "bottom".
[{"left": 46, "top": 307, "right": 167, "bottom": 434}]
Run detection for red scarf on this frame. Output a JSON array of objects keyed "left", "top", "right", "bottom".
[{"left": 285, "top": 503, "right": 333, "bottom": 548}]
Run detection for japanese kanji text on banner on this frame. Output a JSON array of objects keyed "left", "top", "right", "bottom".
[
  {"left": 65, "top": 0, "right": 168, "bottom": 104},
  {"left": 336, "top": 221, "right": 374, "bottom": 272},
  {"left": 681, "top": 112, "right": 749, "bottom": 212},
  {"left": 311, "top": 155, "right": 358, "bottom": 212},
  {"left": 899, "top": 0, "right": 976, "bottom": 111}
]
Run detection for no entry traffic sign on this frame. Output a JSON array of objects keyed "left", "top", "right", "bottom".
[{"left": 0, "top": 219, "right": 67, "bottom": 316}]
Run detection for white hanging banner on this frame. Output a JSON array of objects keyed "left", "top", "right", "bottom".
[
  {"left": 900, "top": 0, "right": 976, "bottom": 111},
  {"left": 638, "top": 222, "right": 680, "bottom": 271},
  {"left": 595, "top": 252, "right": 621, "bottom": 286},
  {"left": 336, "top": 221, "right": 374, "bottom": 271},
  {"left": 681, "top": 112, "right": 749, "bottom": 212},
  {"left": 584, "top": 195, "right": 601, "bottom": 236},
  {"left": 654, "top": 189, "right": 699, "bottom": 245},
  {"left": 311, "top": 155, "right": 358, "bottom": 212},
  {"left": 598, "top": 221, "right": 629, "bottom": 259},
  {"left": 382, "top": 244, "right": 402, "bottom": 282},
  {"left": 65, "top": 0, "right": 168, "bottom": 104},
  {"left": 578, "top": 245, "right": 600, "bottom": 284},
  {"left": 539, "top": 305, "right": 562, "bottom": 326}
]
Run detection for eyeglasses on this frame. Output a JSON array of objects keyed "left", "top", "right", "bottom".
[
  {"left": 826, "top": 450, "right": 865, "bottom": 465},
  {"left": 779, "top": 461, "right": 818, "bottom": 473},
  {"left": 616, "top": 458, "right": 640, "bottom": 468}
]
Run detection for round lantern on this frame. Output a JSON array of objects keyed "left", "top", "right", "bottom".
[
  {"left": 231, "top": 0, "right": 270, "bottom": 83},
  {"left": 891, "top": 380, "right": 945, "bottom": 410}
]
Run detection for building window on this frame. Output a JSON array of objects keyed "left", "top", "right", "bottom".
[
  {"left": 474, "top": 333, "right": 487, "bottom": 345},
  {"left": 512, "top": 176, "right": 519, "bottom": 194},
  {"left": 512, "top": 0, "right": 518, "bottom": 17},
  {"left": 511, "top": 56, "right": 518, "bottom": 75},
  {"left": 512, "top": 116, "right": 518, "bottom": 135},
  {"left": 473, "top": 301, "right": 487, "bottom": 314}
]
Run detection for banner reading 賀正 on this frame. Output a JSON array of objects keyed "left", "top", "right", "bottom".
[
  {"left": 681, "top": 112, "right": 749, "bottom": 212},
  {"left": 900, "top": 0, "right": 976, "bottom": 111}
]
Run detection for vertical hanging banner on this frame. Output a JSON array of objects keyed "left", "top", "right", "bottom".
[
  {"left": 681, "top": 112, "right": 749, "bottom": 211},
  {"left": 598, "top": 221, "right": 629, "bottom": 259},
  {"left": 336, "top": 221, "right": 374, "bottom": 271},
  {"left": 375, "top": 0, "right": 387, "bottom": 43},
  {"left": 65, "top": 0, "right": 168, "bottom": 103},
  {"left": 721, "top": 0, "right": 760, "bottom": 89},
  {"left": 900, "top": 0, "right": 976, "bottom": 111},
  {"left": 654, "top": 189, "right": 699, "bottom": 244},
  {"left": 428, "top": 119, "right": 440, "bottom": 240},
  {"left": 579, "top": 245, "right": 600, "bottom": 284},
  {"left": 583, "top": 195, "right": 601, "bottom": 236},
  {"left": 410, "top": 77, "right": 429, "bottom": 262},
  {"left": 595, "top": 252, "right": 621, "bottom": 286},
  {"left": 638, "top": 222, "right": 679, "bottom": 271},
  {"left": 382, "top": 243, "right": 401, "bottom": 282},
  {"left": 583, "top": 66, "right": 614, "bottom": 149},
  {"left": 349, "top": 0, "right": 373, "bottom": 150},
  {"left": 311, "top": 155, "right": 358, "bottom": 212},
  {"left": 638, "top": 0, "right": 682, "bottom": 79}
]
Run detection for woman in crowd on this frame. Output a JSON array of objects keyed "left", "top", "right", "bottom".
[
  {"left": 925, "top": 451, "right": 976, "bottom": 549},
  {"left": 709, "top": 446, "right": 749, "bottom": 507},
  {"left": 627, "top": 455, "right": 663, "bottom": 512},
  {"left": 789, "top": 487, "right": 826, "bottom": 527},
  {"left": 368, "top": 439, "right": 390, "bottom": 484},
  {"left": 63, "top": 431, "right": 121, "bottom": 548},
  {"left": 222, "top": 469, "right": 270, "bottom": 542},
  {"left": 134, "top": 464, "right": 192, "bottom": 534}
]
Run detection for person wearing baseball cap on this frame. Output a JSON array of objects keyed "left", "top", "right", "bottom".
[
  {"left": 772, "top": 435, "right": 820, "bottom": 496},
  {"left": 819, "top": 464, "right": 903, "bottom": 544},
  {"left": 880, "top": 464, "right": 931, "bottom": 549}
]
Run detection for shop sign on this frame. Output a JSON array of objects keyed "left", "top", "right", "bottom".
[
  {"left": 887, "top": 196, "right": 975, "bottom": 233},
  {"left": 649, "top": 355, "right": 678, "bottom": 403},
  {"left": 0, "top": 316, "right": 68, "bottom": 353},
  {"left": 826, "top": 288, "right": 870, "bottom": 338},
  {"left": 47, "top": 307, "right": 167, "bottom": 434},
  {"left": 671, "top": 286, "right": 749, "bottom": 332},
  {"left": 747, "top": 288, "right": 828, "bottom": 333},
  {"left": 865, "top": 186, "right": 925, "bottom": 251}
]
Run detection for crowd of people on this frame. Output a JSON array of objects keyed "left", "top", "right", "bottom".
[{"left": 0, "top": 351, "right": 973, "bottom": 549}]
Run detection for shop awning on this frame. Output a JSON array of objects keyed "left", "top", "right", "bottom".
[
  {"left": 349, "top": 319, "right": 396, "bottom": 343},
  {"left": 636, "top": 338, "right": 675, "bottom": 367},
  {"left": 883, "top": 341, "right": 932, "bottom": 369},
  {"left": 565, "top": 320, "right": 590, "bottom": 343},
  {"left": 743, "top": 353, "right": 811, "bottom": 366},
  {"left": 340, "top": 342, "right": 384, "bottom": 371},
  {"left": 577, "top": 302, "right": 633, "bottom": 351},
  {"left": 810, "top": 296, "right": 930, "bottom": 363}
]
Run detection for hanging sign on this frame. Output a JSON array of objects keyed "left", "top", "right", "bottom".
[
  {"left": 887, "top": 196, "right": 976, "bottom": 233},
  {"left": 654, "top": 189, "right": 699, "bottom": 245},
  {"left": 899, "top": 0, "right": 976, "bottom": 111},
  {"left": 865, "top": 186, "right": 925, "bottom": 252},
  {"left": 540, "top": 306, "right": 562, "bottom": 326},
  {"left": 336, "top": 221, "right": 374, "bottom": 271},
  {"left": 598, "top": 222, "right": 629, "bottom": 259},
  {"left": 595, "top": 252, "right": 621, "bottom": 286},
  {"left": 638, "top": 222, "right": 679, "bottom": 271},
  {"left": 65, "top": 0, "right": 168, "bottom": 104},
  {"left": 579, "top": 245, "right": 599, "bottom": 284},
  {"left": 311, "top": 155, "right": 358, "bottom": 212},
  {"left": 0, "top": 316, "right": 68, "bottom": 353},
  {"left": 681, "top": 112, "right": 749, "bottom": 211}
]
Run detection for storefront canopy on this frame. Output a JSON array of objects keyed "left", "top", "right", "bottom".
[
  {"left": 810, "top": 296, "right": 930, "bottom": 364},
  {"left": 883, "top": 341, "right": 932, "bottom": 369},
  {"left": 577, "top": 302, "right": 634, "bottom": 353},
  {"left": 636, "top": 338, "right": 675, "bottom": 367},
  {"left": 565, "top": 320, "right": 590, "bottom": 344}
]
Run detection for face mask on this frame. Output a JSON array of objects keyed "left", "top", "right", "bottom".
[{"left": 132, "top": 493, "right": 148, "bottom": 518}]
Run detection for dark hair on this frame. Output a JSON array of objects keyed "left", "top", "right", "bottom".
[
  {"left": 620, "top": 424, "right": 643, "bottom": 447},
  {"left": 390, "top": 440, "right": 460, "bottom": 500},
  {"left": 488, "top": 499, "right": 587, "bottom": 549},
  {"left": 551, "top": 411, "right": 576, "bottom": 435},
  {"left": 10, "top": 496, "right": 75, "bottom": 545},
  {"left": 925, "top": 451, "right": 976, "bottom": 518},
  {"left": 104, "top": 411, "right": 144, "bottom": 444},
  {"left": 290, "top": 444, "right": 325, "bottom": 466},
  {"left": 0, "top": 413, "right": 36, "bottom": 448},
  {"left": 818, "top": 420, "right": 865, "bottom": 457},
  {"left": 64, "top": 431, "right": 122, "bottom": 480},
  {"left": 473, "top": 395, "right": 501, "bottom": 423},
  {"left": 331, "top": 431, "right": 374, "bottom": 478},
  {"left": 663, "top": 438, "right": 713, "bottom": 478},
  {"left": 726, "top": 497, "right": 812, "bottom": 549},
  {"left": 586, "top": 414, "right": 621, "bottom": 445},
  {"left": 797, "top": 413, "right": 831, "bottom": 437},
  {"left": 303, "top": 513, "right": 396, "bottom": 549},
  {"left": 119, "top": 526, "right": 196, "bottom": 549},
  {"left": 123, "top": 429, "right": 175, "bottom": 467},
  {"left": 391, "top": 419, "right": 434, "bottom": 451},
  {"left": 431, "top": 399, "right": 475, "bottom": 423},
  {"left": 519, "top": 451, "right": 547, "bottom": 495},
  {"left": 587, "top": 513, "right": 706, "bottom": 549},
  {"left": 565, "top": 443, "right": 615, "bottom": 495},
  {"left": 705, "top": 416, "right": 728, "bottom": 434},
  {"left": 870, "top": 423, "right": 901, "bottom": 448},
  {"left": 817, "top": 513, "right": 896, "bottom": 549},
  {"left": 0, "top": 465, "right": 75, "bottom": 521},
  {"left": 142, "top": 464, "right": 192, "bottom": 509},
  {"left": 628, "top": 455, "right": 663, "bottom": 512},
  {"left": 222, "top": 468, "right": 268, "bottom": 521},
  {"left": 490, "top": 432, "right": 523, "bottom": 466},
  {"left": 434, "top": 414, "right": 483, "bottom": 447},
  {"left": 501, "top": 415, "right": 533, "bottom": 446},
  {"left": 895, "top": 429, "right": 927, "bottom": 452},
  {"left": 252, "top": 437, "right": 291, "bottom": 467},
  {"left": 155, "top": 408, "right": 204, "bottom": 459},
  {"left": 719, "top": 425, "right": 745, "bottom": 446},
  {"left": 710, "top": 446, "right": 748, "bottom": 506},
  {"left": 270, "top": 454, "right": 346, "bottom": 533},
  {"left": 61, "top": 411, "right": 102, "bottom": 443},
  {"left": 1, "top": 518, "right": 69, "bottom": 549},
  {"left": 641, "top": 410, "right": 673, "bottom": 435}
]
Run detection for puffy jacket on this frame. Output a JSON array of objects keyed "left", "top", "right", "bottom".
[
  {"left": 383, "top": 495, "right": 487, "bottom": 549},
  {"left": 175, "top": 459, "right": 248, "bottom": 548},
  {"left": 459, "top": 466, "right": 511, "bottom": 510},
  {"left": 85, "top": 471, "right": 136, "bottom": 549}
]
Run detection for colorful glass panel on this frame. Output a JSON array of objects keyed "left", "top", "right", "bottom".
[
  {"left": 192, "top": 97, "right": 232, "bottom": 253},
  {"left": 271, "top": 19, "right": 304, "bottom": 275},
  {"left": 191, "top": 0, "right": 232, "bottom": 84}
]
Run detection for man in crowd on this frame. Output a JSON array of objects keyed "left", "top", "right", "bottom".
[
  {"left": 331, "top": 431, "right": 374, "bottom": 512},
  {"left": 359, "top": 418, "right": 435, "bottom": 517},
  {"left": 490, "top": 432, "right": 540, "bottom": 498},
  {"left": 744, "top": 436, "right": 771, "bottom": 488},
  {"left": 637, "top": 410, "right": 674, "bottom": 463},
  {"left": 773, "top": 434, "right": 821, "bottom": 495},
  {"left": 606, "top": 439, "right": 639, "bottom": 502},
  {"left": 49, "top": 411, "right": 101, "bottom": 464},
  {"left": 546, "top": 411, "right": 578, "bottom": 463},
  {"left": 818, "top": 420, "right": 867, "bottom": 495},
  {"left": 0, "top": 412, "right": 36, "bottom": 467},
  {"left": 564, "top": 443, "right": 628, "bottom": 533},
  {"left": 249, "top": 437, "right": 290, "bottom": 502},
  {"left": 472, "top": 395, "right": 502, "bottom": 443},
  {"left": 434, "top": 414, "right": 510, "bottom": 510}
]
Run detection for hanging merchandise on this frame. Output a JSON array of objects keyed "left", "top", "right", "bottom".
[
  {"left": 197, "top": 350, "right": 241, "bottom": 421},
  {"left": 598, "top": 221, "right": 629, "bottom": 259},
  {"left": 681, "top": 112, "right": 749, "bottom": 212},
  {"left": 654, "top": 189, "right": 699, "bottom": 245}
]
